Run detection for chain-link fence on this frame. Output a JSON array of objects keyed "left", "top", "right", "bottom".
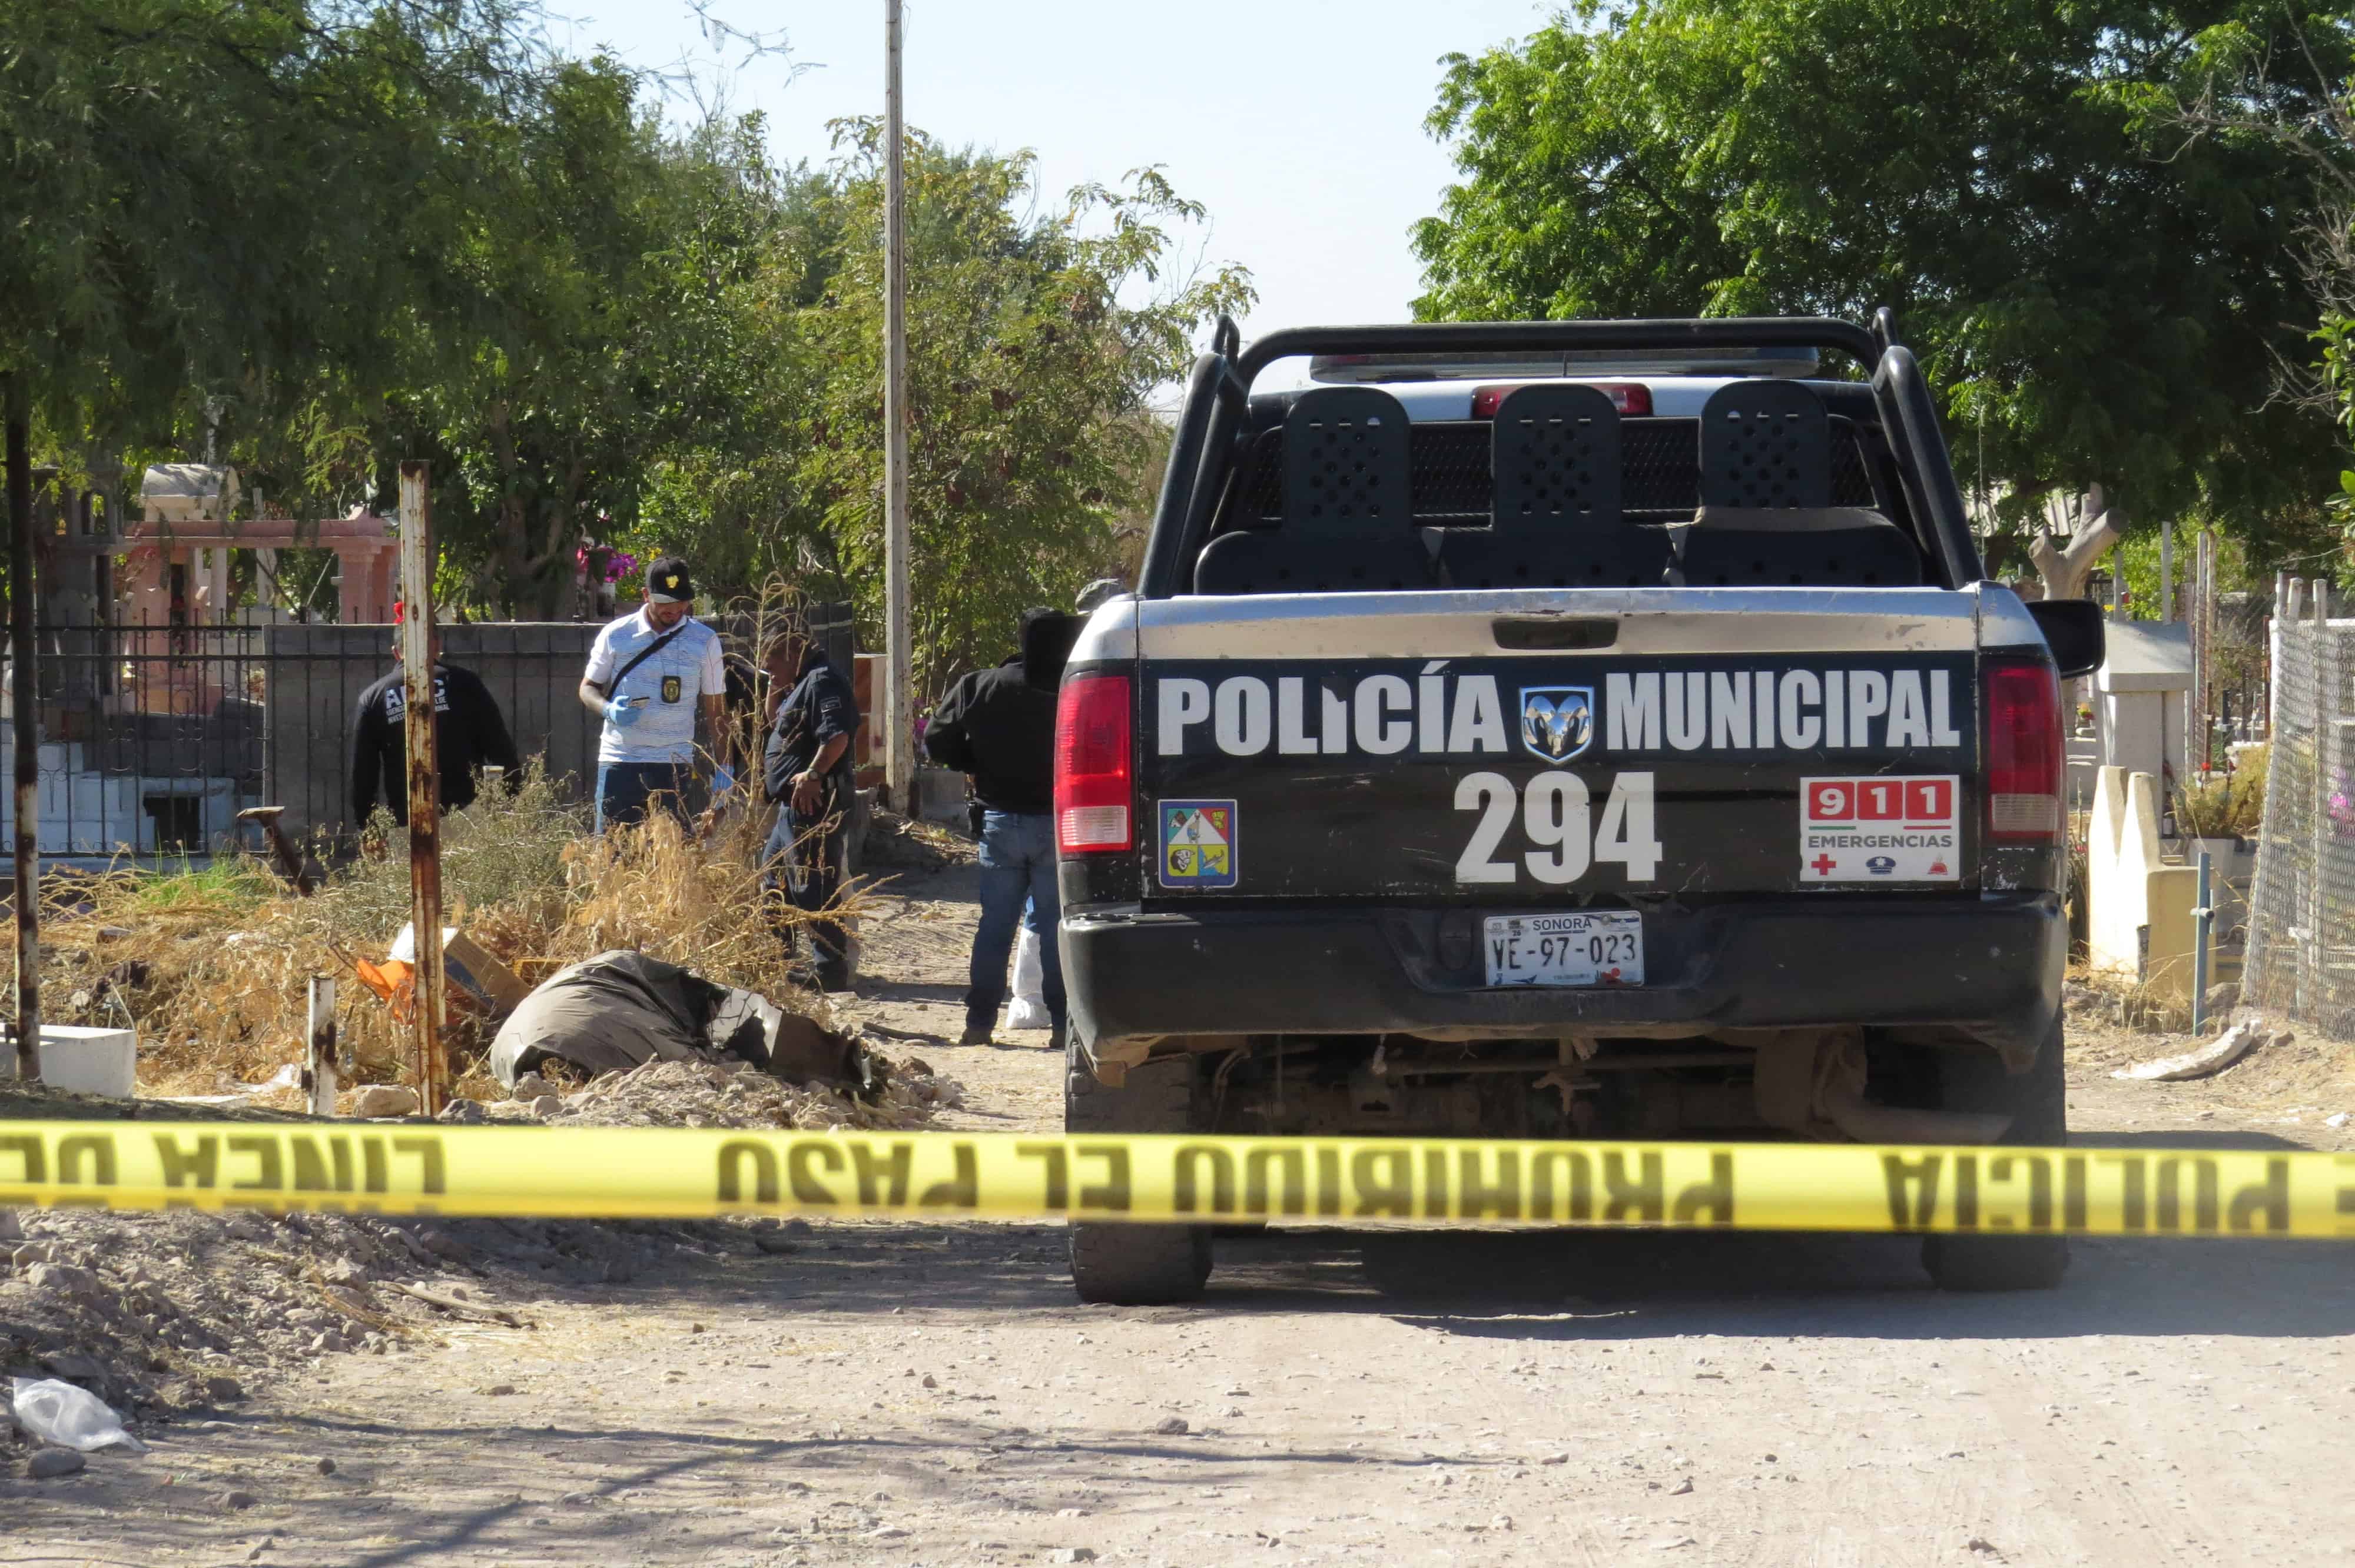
[{"left": 2241, "top": 589, "right": 2355, "bottom": 1035}]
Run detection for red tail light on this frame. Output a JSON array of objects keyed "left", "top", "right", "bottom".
[
  {"left": 1056, "top": 672, "right": 1132, "bottom": 853},
  {"left": 1472, "top": 382, "right": 1653, "bottom": 418},
  {"left": 1983, "top": 659, "right": 2062, "bottom": 843}
]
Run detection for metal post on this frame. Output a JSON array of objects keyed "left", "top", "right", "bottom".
[
  {"left": 2305, "top": 583, "right": 2331, "bottom": 1021},
  {"left": 2192, "top": 851, "right": 2212, "bottom": 1036},
  {"left": 397, "top": 461, "right": 448, "bottom": 1116},
  {"left": 305, "top": 975, "right": 337, "bottom": 1117},
  {"left": 2319, "top": 584, "right": 2342, "bottom": 1026},
  {"left": 2159, "top": 515, "right": 2172, "bottom": 623},
  {"left": 5, "top": 378, "right": 38, "bottom": 1083},
  {"left": 2245, "top": 572, "right": 2288, "bottom": 1007},
  {"left": 2188, "top": 529, "right": 2203, "bottom": 765},
  {"left": 881, "top": 0, "right": 914, "bottom": 814}
]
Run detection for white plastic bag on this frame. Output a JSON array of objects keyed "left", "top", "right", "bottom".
[
  {"left": 1007, "top": 923, "right": 1050, "bottom": 1031},
  {"left": 9, "top": 1378, "right": 146, "bottom": 1454}
]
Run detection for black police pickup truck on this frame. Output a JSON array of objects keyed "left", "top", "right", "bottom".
[{"left": 1051, "top": 313, "right": 2104, "bottom": 1304}]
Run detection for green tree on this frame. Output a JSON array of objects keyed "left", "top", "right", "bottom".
[
  {"left": 1, "top": 0, "right": 548, "bottom": 457},
  {"left": 639, "top": 128, "right": 1251, "bottom": 694},
  {"left": 373, "top": 62, "right": 785, "bottom": 618},
  {"left": 1413, "top": 1, "right": 2353, "bottom": 577}
]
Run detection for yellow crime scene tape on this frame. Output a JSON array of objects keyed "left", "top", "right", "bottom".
[{"left": 0, "top": 1122, "right": 2349, "bottom": 1238}]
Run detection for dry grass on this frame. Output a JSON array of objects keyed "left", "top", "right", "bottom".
[
  {"left": 42, "top": 770, "right": 871, "bottom": 1102},
  {"left": 2069, "top": 965, "right": 2203, "bottom": 1036}
]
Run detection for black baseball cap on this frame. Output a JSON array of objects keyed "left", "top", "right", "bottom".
[{"left": 646, "top": 555, "right": 694, "bottom": 604}]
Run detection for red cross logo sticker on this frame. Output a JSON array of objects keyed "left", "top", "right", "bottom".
[{"left": 1810, "top": 853, "right": 1837, "bottom": 876}]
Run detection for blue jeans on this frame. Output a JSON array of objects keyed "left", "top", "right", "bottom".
[
  {"left": 971, "top": 810, "right": 1064, "bottom": 1033},
  {"left": 595, "top": 761, "right": 691, "bottom": 835}
]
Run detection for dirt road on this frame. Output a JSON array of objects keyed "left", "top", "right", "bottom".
[{"left": 8, "top": 860, "right": 2355, "bottom": 1567}]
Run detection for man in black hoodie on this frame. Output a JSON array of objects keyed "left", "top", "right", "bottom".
[
  {"left": 349, "top": 629, "right": 522, "bottom": 826},
  {"left": 923, "top": 607, "right": 1079, "bottom": 1046}
]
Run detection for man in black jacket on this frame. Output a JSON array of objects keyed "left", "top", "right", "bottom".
[
  {"left": 349, "top": 635, "right": 522, "bottom": 826},
  {"left": 760, "top": 621, "right": 863, "bottom": 991},
  {"left": 924, "top": 607, "right": 1078, "bottom": 1046}
]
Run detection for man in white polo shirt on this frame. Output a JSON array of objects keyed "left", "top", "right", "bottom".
[{"left": 577, "top": 554, "right": 734, "bottom": 833}]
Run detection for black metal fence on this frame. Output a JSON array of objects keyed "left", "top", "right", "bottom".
[
  {"left": 6, "top": 606, "right": 861, "bottom": 866},
  {"left": 4, "top": 617, "right": 603, "bottom": 863}
]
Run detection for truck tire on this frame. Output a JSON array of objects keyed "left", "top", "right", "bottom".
[
  {"left": 1920, "top": 1019, "right": 2069, "bottom": 1292},
  {"left": 1066, "top": 1044, "right": 1212, "bottom": 1305}
]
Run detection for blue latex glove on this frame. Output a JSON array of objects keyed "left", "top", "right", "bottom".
[
  {"left": 711, "top": 765, "right": 737, "bottom": 797},
  {"left": 606, "top": 696, "right": 645, "bottom": 729}
]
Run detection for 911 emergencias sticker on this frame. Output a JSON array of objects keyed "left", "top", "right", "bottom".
[{"left": 1800, "top": 776, "right": 1960, "bottom": 882}]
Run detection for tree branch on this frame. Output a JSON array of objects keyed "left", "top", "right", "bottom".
[{"left": 2028, "top": 486, "right": 2124, "bottom": 600}]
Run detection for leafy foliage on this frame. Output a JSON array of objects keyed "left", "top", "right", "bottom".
[
  {"left": 1, "top": 0, "right": 547, "bottom": 451},
  {"left": 1412, "top": 1, "right": 2353, "bottom": 544},
  {"left": 759, "top": 128, "right": 1250, "bottom": 692},
  {"left": 7, "top": 2, "right": 1249, "bottom": 688}
]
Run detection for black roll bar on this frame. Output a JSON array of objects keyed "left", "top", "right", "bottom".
[
  {"left": 1233, "top": 315, "right": 1880, "bottom": 386},
  {"left": 1144, "top": 313, "right": 1983, "bottom": 595},
  {"left": 1872, "top": 344, "right": 1983, "bottom": 586},
  {"left": 1139, "top": 353, "right": 1228, "bottom": 599}
]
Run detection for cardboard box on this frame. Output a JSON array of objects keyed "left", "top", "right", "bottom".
[
  {"left": 382, "top": 924, "right": 534, "bottom": 1016},
  {"left": 443, "top": 932, "right": 532, "bottom": 1015}
]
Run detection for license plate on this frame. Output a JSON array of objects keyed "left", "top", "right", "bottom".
[{"left": 1483, "top": 911, "right": 1644, "bottom": 988}]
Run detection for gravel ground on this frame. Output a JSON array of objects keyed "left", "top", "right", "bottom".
[{"left": 4, "top": 859, "right": 2352, "bottom": 1566}]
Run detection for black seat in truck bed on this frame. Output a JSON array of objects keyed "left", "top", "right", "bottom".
[
  {"left": 1436, "top": 384, "right": 1673, "bottom": 589},
  {"left": 1193, "top": 387, "right": 1434, "bottom": 593},
  {"left": 1673, "top": 382, "right": 1925, "bottom": 587}
]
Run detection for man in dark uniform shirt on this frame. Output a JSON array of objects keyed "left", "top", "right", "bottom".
[
  {"left": 761, "top": 620, "right": 863, "bottom": 991},
  {"left": 350, "top": 628, "right": 522, "bottom": 826}
]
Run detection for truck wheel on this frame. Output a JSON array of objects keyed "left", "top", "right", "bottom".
[
  {"left": 1066, "top": 1043, "right": 1212, "bottom": 1305},
  {"left": 1921, "top": 1020, "right": 2069, "bottom": 1292}
]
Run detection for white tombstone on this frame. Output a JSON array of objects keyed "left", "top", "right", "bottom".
[
  {"left": 138, "top": 464, "right": 240, "bottom": 525},
  {"left": 2093, "top": 619, "right": 2192, "bottom": 790}
]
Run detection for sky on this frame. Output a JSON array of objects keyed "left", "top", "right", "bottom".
[{"left": 551, "top": 0, "right": 1557, "bottom": 383}]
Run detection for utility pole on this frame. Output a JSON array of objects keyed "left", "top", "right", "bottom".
[
  {"left": 397, "top": 461, "right": 449, "bottom": 1116},
  {"left": 882, "top": 0, "right": 914, "bottom": 813},
  {"left": 4, "top": 377, "right": 37, "bottom": 1083}
]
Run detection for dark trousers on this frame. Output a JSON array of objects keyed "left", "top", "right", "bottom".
[{"left": 761, "top": 800, "right": 851, "bottom": 987}]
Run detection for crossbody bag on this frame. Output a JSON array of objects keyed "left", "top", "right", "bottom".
[{"left": 596, "top": 623, "right": 689, "bottom": 703}]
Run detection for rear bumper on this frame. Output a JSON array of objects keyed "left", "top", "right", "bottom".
[{"left": 1062, "top": 895, "right": 2063, "bottom": 1067}]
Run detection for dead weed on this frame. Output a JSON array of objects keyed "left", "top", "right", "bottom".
[{"left": 42, "top": 773, "right": 873, "bottom": 1101}]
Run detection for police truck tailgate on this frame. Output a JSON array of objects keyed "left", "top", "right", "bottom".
[{"left": 1132, "top": 588, "right": 1983, "bottom": 905}]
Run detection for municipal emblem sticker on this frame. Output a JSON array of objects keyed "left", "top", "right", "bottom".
[
  {"left": 1519, "top": 686, "right": 1594, "bottom": 764},
  {"left": 1158, "top": 799, "right": 1237, "bottom": 889},
  {"left": 661, "top": 674, "right": 683, "bottom": 704}
]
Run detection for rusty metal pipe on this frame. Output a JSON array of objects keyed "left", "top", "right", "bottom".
[
  {"left": 304, "top": 974, "right": 337, "bottom": 1117},
  {"left": 397, "top": 461, "right": 448, "bottom": 1116}
]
